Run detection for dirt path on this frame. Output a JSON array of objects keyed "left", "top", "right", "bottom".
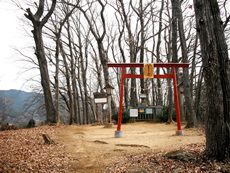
[{"left": 56, "top": 122, "right": 205, "bottom": 173}]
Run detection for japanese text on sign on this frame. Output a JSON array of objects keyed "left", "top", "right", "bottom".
[{"left": 144, "top": 64, "right": 154, "bottom": 78}]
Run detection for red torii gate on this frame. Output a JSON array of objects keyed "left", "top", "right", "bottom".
[{"left": 107, "top": 63, "right": 189, "bottom": 137}]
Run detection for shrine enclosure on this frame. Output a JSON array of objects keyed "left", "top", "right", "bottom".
[{"left": 107, "top": 63, "right": 189, "bottom": 138}]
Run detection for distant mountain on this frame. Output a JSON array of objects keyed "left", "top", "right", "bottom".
[
  {"left": 0, "top": 90, "right": 37, "bottom": 110},
  {"left": 0, "top": 89, "right": 45, "bottom": 127}
]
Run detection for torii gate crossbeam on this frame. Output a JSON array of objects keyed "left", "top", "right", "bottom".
[{"left": 107, "top": 63, "right": 189, "bottom": 137}]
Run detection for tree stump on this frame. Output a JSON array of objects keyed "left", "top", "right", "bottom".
[{"left": 42, "top": 134, "right": 54, "bottom": 144}]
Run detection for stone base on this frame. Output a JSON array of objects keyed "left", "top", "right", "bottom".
[
  {"left": 176, "top": 130, "right": 184, "bottom": 136},
  {"left": 104, "top": 123, "right": 113, "bottom": 128},
  {"left": 115, "top": 130, "right": 123, "bottom": 138}
]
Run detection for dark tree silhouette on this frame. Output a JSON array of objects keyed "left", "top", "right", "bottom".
[
  {"left": 193, "top": 0, "right": 230, "bottom": 160},
  {"left": 25, "top": 0, "right": 57, "bottom": 123}
]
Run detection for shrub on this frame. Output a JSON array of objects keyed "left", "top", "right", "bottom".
[
  {"left": 156, "top": 105, "right": 167, "bottom": 122},
  {"left": 112, "top": 111, "right": 130, "bottom": 124},
  {"left": 156, "top": 105, "right": 176, "bottom": 122}
]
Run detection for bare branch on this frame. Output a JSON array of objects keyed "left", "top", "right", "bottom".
[
  {"left": 24, "top": 8, "right": 35, "bottom": 22},
  {"left": 41, "top": 0, "right": 57, "bottom": 26},
  {"left": 223, "top": 15, "right": 230, "bottom": 28},
  {"left": 34, "top": 0, "right": 44, "bottom": 20}
]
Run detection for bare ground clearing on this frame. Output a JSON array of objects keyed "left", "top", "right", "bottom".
[{"left": 56, "top": 122, "right": 205, "bottom": 173}]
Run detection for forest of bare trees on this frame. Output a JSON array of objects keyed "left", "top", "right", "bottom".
[{"left": 13, "top": 0, "right": 230, "bottom": 160}]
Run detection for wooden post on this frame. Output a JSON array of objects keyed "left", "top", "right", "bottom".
[
  {"left": 172, "top": 67, "right": 183, "bottom": 135},
  {"left": 115, "top": 67, "right": 125, "bottom": 137},
  {"left": 117, "top": 67, "right": 125, "bottom": 131}
]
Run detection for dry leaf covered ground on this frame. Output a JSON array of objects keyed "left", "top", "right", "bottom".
[
  {"left": 0, "top": 122, "right": 229, "bottom": 173},
  {"left": 0, "top": 126, "right": 71, "bottom": 173}
]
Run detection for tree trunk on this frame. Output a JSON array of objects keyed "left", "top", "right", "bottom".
[
  {"left": 193, "top": 0, "right": 230, "bottom": 159},
  {"left": 176, "top": 0, "right": 196, "bottom": 127},
  {"left": 25, "top": 0, "right": 57, "bottom": 124},
  {"left": 66, "top": 19, "right": 78, "bottom": 125},
  {"left": 33, "top": 26, "right": 57, "bottom": 123},
  {"left": 156, "top": 0, "right": 164, "bottom": 106},
  {"left": 118, "top": 0, "right": 138, "bottom": 107},
  {"left": 194, "top": 67, "right": 204, "bottom": 123},
  {"left": 209, "top": 0, "right": 230, "bottom": 159},
  {"left": 171, "top": 0, "right": 178, "bottom": 64},
  {"left": 166, "top": 76, "right": 173, "bottom": 123},
  {"left": 81, "top": 49, "right": 89, "bottom": 124},
  {"left": 118, "top": 24, "right": 129, "bottom": 110},
  {"left": 51, "top": 3, "right": 77, "bottom": 124},
  {"left": 54, "top": 31, "right": 60, "bottom": 124},
  {"left": 139, "top": 0, "right": 145, "bottom": 97},
  {"left": 59, "top": 41, "right": 74, "bottom": 124},
  {"left": 165, "top": 10, "right": 174, "bottom": 123},
  {"left": 171, "top": 0, "right": 185, "bottom": 120},
  {"left": 150, "top": 4, "right": 156, "bottom": 106},
  {"left": 190, "top": 35, "right": 199, "bottom": 96}
]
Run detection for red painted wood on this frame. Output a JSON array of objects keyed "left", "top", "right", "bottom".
[
  {"left": 108, "top": 63, "right": 189, "bottom": 68},
  {"left": 124, "top": 74, "right": 174, "bottom": 79},
  {"left": 172, "top": 67, "right": 182, "bottom": 131},
  {"left": 117, "top": 67, "right": 125, "bottom": 131}
]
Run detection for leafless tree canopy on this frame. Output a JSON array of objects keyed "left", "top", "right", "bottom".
[{"left": 14, "top": 0, "right": 230, "bottom": 160}]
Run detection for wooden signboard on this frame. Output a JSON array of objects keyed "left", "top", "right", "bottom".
[
  {"left": 95, "top": 98, "right": 107, "bottom": 103},
  {"left": 93, "top": 92, "right": 107, "bottom": 104},
  {"left": 145, "top": 108, "right": 153, "bottom": 114},
  {"left": 138, "top": 108, "right": 145, "bottom": 113},
  {"left": 129, "top": 108, "right": 138, "bottom": 117},
  {"left": 144, "top": 64, "right": 154, "bottom": 78}
]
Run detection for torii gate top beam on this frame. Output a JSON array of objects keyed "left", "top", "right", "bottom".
[{"left": 107, "top": 63, "right": 189, "bottom": 68}]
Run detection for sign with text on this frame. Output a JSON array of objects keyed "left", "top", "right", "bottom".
[
  {"left": 138, "top": 108, "right": 145, "bottom": 113},
  {"left": 144, "top": 64, "right": 154, "bottom": 78},
  {"left": 95, "top": 98, "right": 107, "bottom": 104},
  {"left": 93, "top": 92, "right": 107, "bottom": 104},
  {"left": 145, "top": 108, "right": 153, "bottom": 114},
  {"left": 129, "top": 108, "right": 138, "bottom": 117}
]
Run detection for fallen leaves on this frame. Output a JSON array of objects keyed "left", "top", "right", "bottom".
[
  {"left": 105, "top": 144, "right": 230, "bottom": 173},
  {"left": 0, "top": 125, "right": 229, "bottom": 173},
  {"left": 0, "top": 126, "right": 71, "bottom": 173}
]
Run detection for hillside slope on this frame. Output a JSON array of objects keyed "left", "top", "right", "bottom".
[{"left": 0, "top": 90, "right": 45, "bottom": 126}]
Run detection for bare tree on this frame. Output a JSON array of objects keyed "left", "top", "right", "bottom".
[
  {"left": 176, "top": 0, "right": 196, "bottom": 127},
  {"left": 165, "top": 0, "right": 173, "bottom": 123},
  {"left": 117, "top": 0, "right": 138, "bottom": 107},
  {"left": 75, "top": 1, "right": 110, "bottom": 89},
  {"left": 115, "top": 10, "right": 129, "bottom": 110},
  {"left": 24, "top": 0, "right": 57, "bottom": 123},
  {"left": 155, "top": 0, "right": 165, "bottom": 106},
  {"left": 50, "top": 1, "right": 78, "bottom": 123}
]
